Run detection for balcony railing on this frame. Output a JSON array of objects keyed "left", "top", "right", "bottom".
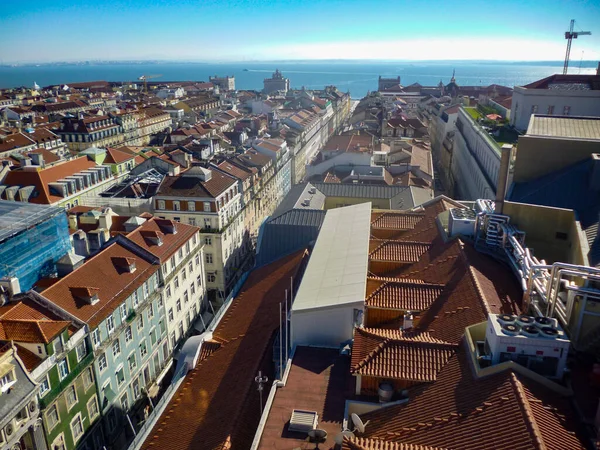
[{"left": 39, "top": 352, "right": 95, "bottom": 409}]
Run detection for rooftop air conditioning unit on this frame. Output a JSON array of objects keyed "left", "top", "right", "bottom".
[
  {"left": 301, "top": 198, "right": 310, "bottom": 207},
  {"left": 448, "top": 208, "right": 477, "bottom": 238},
  {"left": 484, "top": 314, "right": 570, "bottom": 379}
]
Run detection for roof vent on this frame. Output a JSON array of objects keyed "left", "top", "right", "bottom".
[
  {"left": 516, "top": 315, "right": 535, "bottom": 327},
  {"left": 520, "top": 325, "right": 540, "bottom": 338},
  {"left": 112, "top": 256, "right": 137, "bottom": 273},
  {"left": 288, "top": 409, "right": 318, "bottom": 433},
  {"left": 70, "top": 286, "right": 100, "bottom": 305},
  {"left": 141, "top": 230, "right": 164, "bottom": 246},
  {"left": 497, "top": 314, "right": 516, "bottom": 326},
  {"left": 301, "top": 198, "right": 310, "bottom": 207},
  {"left": 540, "top": 327, "right": 559, "bottom": 339},
  {"left": 308, "top": 187, "right": 317, "bottom": 195}
]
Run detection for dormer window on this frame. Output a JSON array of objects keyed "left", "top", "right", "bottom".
[
  {"left": 112, "top": 256, "right": 136, "bottom": 273},
  {"left": 70, "top": 287, "right": 100, "bottom": 305},
  {"left": 0, "top": 369, "right": 16, "bottom": 393}
]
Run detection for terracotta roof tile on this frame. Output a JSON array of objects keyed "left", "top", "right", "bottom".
[
  {"left": 0, "top": 319, "right": 70, "bottom": 344},
  {"left": 15, "top": 344, "right": 42, "bottom": 371},
  {"left": 41, "top": 241, "right": 159, "bottom": 328},
  {"left": 141, "top": 251, "right": 307, "bottom": 450},
  {"left": 105, "top": 147, "right": 135, "bottom": 165},
  {"left": 369, "top": 240, "right": 430, "bottom": 263},
  {"left": 344, "top": 437, "right": 447, "bottom": 450},
  {"left": 358, "top": 347, "right": 587, "bottom": 450},
  {"left": 351, "top": 328, "right": 456, "bottom": 382},
  {"left": 371, "top": 212, "right": 426, "bottom": 231},
  {"left": 366, "top": 280, "right": 444, "bottom": 311},
  {"left": 126, "top": 217, "right": 198, "bottom": 262}
]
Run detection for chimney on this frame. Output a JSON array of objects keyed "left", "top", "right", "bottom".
[
  {"left": 495, "top": 144, "right": 513, "bottom": 214},
  {"left": 68, "top": 214, "right": 78, "bottom": 230},
  {"left": 590, "top": 154, "right": 600, "bottom": 191}
]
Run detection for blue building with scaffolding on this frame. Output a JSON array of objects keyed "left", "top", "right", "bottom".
[{"left": 0, "top": 200, "right": 71, "bottom": 291}]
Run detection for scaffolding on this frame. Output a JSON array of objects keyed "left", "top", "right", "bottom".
[{"left": 0, "top": 200, "right": 71, "bottom": 291}]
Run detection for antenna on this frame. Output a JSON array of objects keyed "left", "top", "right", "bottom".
[
  {"left": 254, "top": 371, "right": 268, "bottom": 414},
  {"left": 563, "top": 20, "right": 591, "bottom": 75}
]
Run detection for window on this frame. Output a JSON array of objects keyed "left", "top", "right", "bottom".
[
  {"left": 182, "top": 268, "right": 187, "bottom": 280},
  {"left": 157, "top": 200, "right": 165, "bottom": 210},
  {"left": 106, "top": 315, "right": 115, "bottom": 335},
  {"left": 176, "top": 299, "right": 182, "bottom": 312},
  {"left": 92, "top": 329, "right": 101, "bottom": 348},
  {"left": 125, "top": 326, "right": 133, "bottom": 343},
  {"left": 70, "top": 413, "right": 84, "bottom": 443},
  {"left": 120, "top": 393, "right": 129, "bottom": 412},
  {"left": 132, "top": 378, "right": 141, "bottom": 399},
  {"left": 143, "top": 282, "right": 149, "bottom": 299},
  {"left": 128, "top": 352, "right": 137, "bottom": 372},
  {"left": 116, "top": 366, "right": 125, "bottom": 386},
  {"left": 112, "top": 338, "right": 121, "bottom": 358},
  {"left": 170, "top": 332, "right": 176, "bottom": 348},
  {"left": 188, "top": 261, "right": 193, "bottom": 273},
  {"left": 178, "top": 248, "right": 183, "bottom": 259},
  {"left": 37, "top": 345, "right": 42, "bottom": 354},
  {"left": 58, "top": 359, "right": 69, "bottom": 380},
  {"left": 150, "top": 328, "right": 157, "bottom": 346},
  {"left": 159, "top": 320, "right": 166, "bottom": 335},
  {"left": 184, "top": 291, "right": 189, "bottom": 304},
  {"left": 174, "top": 275, "right": 179, "bottom": 289},
  {"left": 163, "top": 342, "right": 169, "bottom": 361},
  {"left": 66, "top": 385, "right": 78, "bottom": 409},
  {"left": 168, "top": 308, "right": 174, "bottom": 322},
  {"left": 197, "top": 275, "right": 202, "bottom": 287},
  {"left": 547, "top": 105, "right": 554, "bottom": 115},
  {"left": 208, "top": 273, "right": 216, "bottom": 283},
  {"left": 204, "top": 218, "right": 211, "bottom": 228},
  {"left": 563, "top": 105, "right": 571, "bottom": 115},
  {"left": 98, "top": 353, "right": 108, "bottom": 373},
  {"left": 46, "top": 404, "right": 60, "bottom": 431},
  {"left": 39, "top": 375, "right": 51, "bottom": 397},
  {"left": 83, "top": 368, "right": 94, "bottom": 390},
  {"left": 206, "top": 253, "right": 213, "bottom": 264},
  {"left": 140, "top": 340, "right": 148, "bottom": 358},
  {"left": 158, "top": 293, "right": 164, "bottom": 308},
  {"left": 137, "top": 315, "right": 144, "bottom": 331},
  {"left": 173, "top": 201, "right": 180, "bottom": 211},
  {"left": 186, "top": 242, "right": 190, "bottom": 254},
  {"left": 162, "top": 262, "right": 169, "bottom": 275},
  {"left": 178, "top": 322, "right": 184, "bottom": 339},
  {"left": 188, "top": 201, "right": 195, "bottom": 211},
  {"left": 190, "top": 283, "right": 195, "bottom": 295},
  {"left": 170, "top": 255, "right": 175, "bottom": 269},
  {"left": 203, "top": 202, "right": 211, "bottom": 212},
  {"left": 189, "top": 218, "right": 196, "bottom": 226},
  {"left": 120, "top": 304, "right": 127, "bottom": 321},
  {"left": 75, "top": 341, "right": 87, "bottom": 362},
  {"left": 148, "top": 302, "right": 154, "bottom": 320},
  {"left": 87, "top": 396, "right": 100, "bottom": 421},
  {"left": 166, "top": 284, "right": 171, "bottom": 297},
  {"left": 531, "top": 105, "right": 538, "bottom": 114},
  {"left": 133, "top": 290, "right": 139, "bottom": 309},
  {"left": 186, "top": 312, "right": 191, "bottom": 328},
  {"left": 50, "top": 433, "right": 66, "bottom": 450},
  {"left": 195, "top": 254, "right": 200, "bottom": 267}
]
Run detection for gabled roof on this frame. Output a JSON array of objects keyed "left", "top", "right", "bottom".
[
  {"left": 365, "top": 279, "right": 444, "bottom": 311},
  {"left": 0, "top": 301, "right": 71, "bottom": 344},
  {"left": 157, "top": 169, "right": 237, "bottom": 199},
  {"left": 357, "top": 346, "right": 587, "bottom": 450},
  {"left": 351, "top": 328, "right": 457, "bottom": 383},
  {"left": 41, "top": 241, "right": 159, "bottom": 328}
]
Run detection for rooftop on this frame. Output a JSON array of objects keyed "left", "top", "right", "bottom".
[
  {"left": 526, "top": 115, "right": 600, "bottom": 140},
  {"left": 0, "top": 200, "right": 65, "bottom": 243},
  {"left": 293, "top": 203, "right": 371, "bottom": 313},
  {"left": 141, "top": 251, "right": 307, "bottom": 450},
  {"left": 257, "top": 347, "right": 354, "bottom": 449}
]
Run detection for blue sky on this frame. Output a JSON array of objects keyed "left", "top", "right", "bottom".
[{"left": 1, "top": 0, "right": 599, "bottom": 62}]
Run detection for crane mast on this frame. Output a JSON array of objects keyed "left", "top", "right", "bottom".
[{"left": 563, "top": 20, "right": 591, "bottom": 75}]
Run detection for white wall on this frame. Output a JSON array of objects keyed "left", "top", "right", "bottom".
[
  {"left": 511, "top": 87, "right": 600, "bottom": 132},
  {"left": 291, "top": 304, "right": 361, "bottom": 348}
]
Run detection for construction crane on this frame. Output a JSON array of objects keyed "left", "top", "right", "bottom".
[
  {"left": 563, "top": 20, "right": 591, "bottom": 75},
  {"left": 138, "top": 74, "right": 162, "bottom": 93}
]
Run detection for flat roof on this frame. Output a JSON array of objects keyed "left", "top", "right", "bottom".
[
  {"left": 257, "top": 347, "right": 353, "bottom": 449},
  {"left": 293, "top": 202, "right": 371, "bottom": 312},
  {"left": 527, "top": 115, "right": 600, "bottom": 140}
]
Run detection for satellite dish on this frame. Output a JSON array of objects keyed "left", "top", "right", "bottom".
[
  {"left": 351, "top": 413, "right": 366, "bottom": 434},
  {"left": 308, "top": 428, "right": 327, "bottom": 441},
  {"left": 334, "top": 430, "right": 355, "bottom": 445}
]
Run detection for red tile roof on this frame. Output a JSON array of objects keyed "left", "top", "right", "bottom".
[
  {"left": 157, "top": 169, "right": 237, "bottom": 199},
  {"left": 105, "top": 147, "right": 135, "bottom": 165},
  {"left": 15, "top": 344, "right": 42, "bottom": 371},
  {"left": 2, "top": 156, "right": 97, "bottom": 204},
  {"left": 125, "top": 217, "right": 199, "bottom": 262},
  {"left": 344, "top": 437, "right": 447, "bottom": 450},
  {"left": 351, "top": 328, "right": 456, "bottom": 383},
  {"left": 357, "top": 347, "right": 587, "bottom": 450},
  {"left": 141, "top": 251, "right": 307, "bottom": 450},
  {"left": 369, "top": 240, "right": 431, "bottom": 263},
  {"left": 365, "top": 280, "right": 444, "bottom": 311},
  {"left": 41, "top": 241, "right": 159, "bottom": 328},
  {"left": 0, "top": 301, "right": 70, "bottom": 344}
]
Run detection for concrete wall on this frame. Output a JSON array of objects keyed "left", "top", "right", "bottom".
[
  {"left": 511, "top": 87, "right": 600, "bottom": 132},
  {"left": 513, "top": 135, "right": 600, "bottom": 183},
  {"left": 502, "top": 201, "right": 585, "bottom": 265}
]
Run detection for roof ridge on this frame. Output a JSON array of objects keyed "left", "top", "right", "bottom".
[
  {"left": 398, "top": 254, "right": 459, "bottom": 279},
  {"left": 510, "top": 373, "right": 547, "bottom": 450},
  {"left": 352, "top": 339, "right": 388, "bottom": 374},
  {"left": 460, "top": 247, "right": 492, "bottom": 317}
]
